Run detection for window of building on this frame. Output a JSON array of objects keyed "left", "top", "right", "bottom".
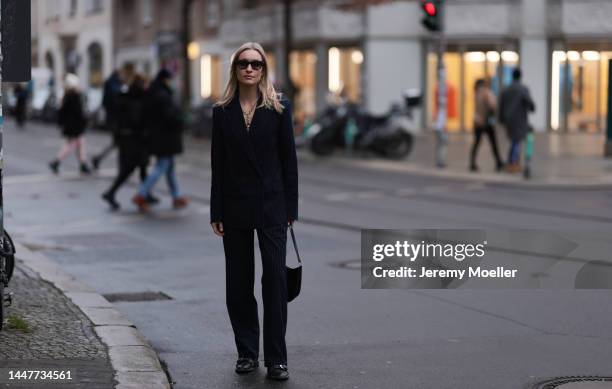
[
  {"left": 88, "top": 42, "right": 104, "bottom": 88},
  {"left": 69, "top": 0, "right": 78, "bottom": 17},
  {"left": 205, "top": 0, "right": 221, "bottom": 28},
  {"left": 142, "top": 0, "right": 153, "bottom": 26},
  {"left": 200, "top": 54, "right": 223, "bottom": 100},
  {"left": 291, "top": 50, "right": 317, "bottom": 127},
  {"left": 328, "top": 47, "right": 363, "bottom": 104},
  {"left": 427, "top": 49, "right": 519, "bottom": 132},
  {"left": 46, "top": 0, "right": 62, "bottom": 22},
  {"left": 551, "top": 50, "right": 611, "bottom": 133},
  {"left": 85, "top": 0, "right": 104, "bottom": 15}
]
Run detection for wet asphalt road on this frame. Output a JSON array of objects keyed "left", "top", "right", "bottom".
[{"left": 3, "top": 119, "right": 612, "bottom": 389}]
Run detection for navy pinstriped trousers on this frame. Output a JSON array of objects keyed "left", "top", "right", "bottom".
[{"left": 222, "top": 225, "right": 288, "bottom": 366}]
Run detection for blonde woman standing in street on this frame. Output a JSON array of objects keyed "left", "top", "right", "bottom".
[{"left": 210, "top": 42, "right": 298, "bottom": 381}]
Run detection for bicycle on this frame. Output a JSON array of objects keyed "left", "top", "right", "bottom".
[{"left": 0, "top": 230, "right": 16, "bottom": 331}]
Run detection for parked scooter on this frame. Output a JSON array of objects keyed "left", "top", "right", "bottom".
[{"left": 304, "top": 90, "right": 421, "bottom": 159}]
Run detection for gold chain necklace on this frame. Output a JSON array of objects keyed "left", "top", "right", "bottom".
[{"left": 241, "top": 101, "right": 257, "bottom": 130}]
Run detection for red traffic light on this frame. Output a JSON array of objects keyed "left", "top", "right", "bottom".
[
  {"left": 422, "top": 1, "right": 438, "bottom": 16},
  {"left": 421, "top": 0, "right": 441, "bottom": 32},
  {"left": 423, "top": 1, "right": 437, "bottom": 16}
]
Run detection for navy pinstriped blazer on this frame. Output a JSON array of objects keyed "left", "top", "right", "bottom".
[{"left": 210, "top": 93, "right": 298, "bottom": 229}]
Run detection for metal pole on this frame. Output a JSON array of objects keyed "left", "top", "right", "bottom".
[
  {"left": 0, "top": 0, "right": 3, "bottom": 236},
  {"left": 181, "top": 0, "right": 194, "bottom": 110},
  {"left": 283, "top": 0, "right": 295, "bottom": 104},
  {"left": 605, "top": 59, "right": 612, "bottom": 157},
  {"left": 434, "top": 0, "right": 447, "bottom": 168}
]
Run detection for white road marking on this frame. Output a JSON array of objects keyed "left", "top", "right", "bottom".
[
  {"left": 325, "top": 192, "right": 353, "bottom": 202},
  {"left": 421, "top": 185, "right": 450, "bottom": 194},
  {"left": 395, "top": 188, "right": 417, "bottom": 197},
  {"left": 356, "top": 191, "right": 385, "bottom": 199}
]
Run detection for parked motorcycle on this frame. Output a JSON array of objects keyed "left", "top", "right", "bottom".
[{"left": 304, "top": 90, "right": 421, "bottom": 159}]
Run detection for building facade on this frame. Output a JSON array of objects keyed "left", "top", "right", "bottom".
[
  {"left": 36, "top": 0, "right": 610, "bottom": 134},
  {"left": 188, "top": 0, "right": 365, "bottom": 128},
  {"left": 187, "top": 0, "right": 611, "bottom": 133},
  {"left": 35, "top": 0, "right": 113, "bottom": 112},
  {"left": 113, "top": 0, "right": 183, "bottom": 81}
]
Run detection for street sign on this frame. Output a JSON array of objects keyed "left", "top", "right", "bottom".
[{"left": 1, "top": 0, "right": 31, "bottom": 82}]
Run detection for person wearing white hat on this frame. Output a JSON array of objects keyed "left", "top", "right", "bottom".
[{"left": 49, "top": 74, "right": 92, "bottom": 174}]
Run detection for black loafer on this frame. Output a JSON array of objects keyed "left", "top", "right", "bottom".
[
  {"left": 266, "top": 364, "right": 289, "bottom": 381},
  {"left": 235, "top": 358, "right": 259, "bottom": 374}
]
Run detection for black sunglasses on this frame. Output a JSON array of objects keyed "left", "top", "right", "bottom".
[{"left": 235, "top": 59, "right": 265, "bottom": 71}]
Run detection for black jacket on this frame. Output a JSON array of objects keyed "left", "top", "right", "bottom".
[
  {"left": 210, "top": 94, "right": 298, "bottom": 229},
  {"left": 143, "top": 81, "right": 183, "bottom": 157},
  {"left": 499, "top": 81, "right": 535, "bottom": 141},
  {"left": 57, "top": 91, "right": 87, "bottom": 138},
  {"left": 115, "top": 85, "right": 148, "bottom": 156},
  {"left": 103, "top": 72, "right": 121, "bottom": 113}
]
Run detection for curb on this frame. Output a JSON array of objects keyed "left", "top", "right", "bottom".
[{"left": 13, "top": 241, "right": 171, "bottom": 389}]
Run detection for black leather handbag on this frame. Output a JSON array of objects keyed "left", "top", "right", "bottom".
[{"left": 287, "top": 225, "right": 302, "bottom": 302}]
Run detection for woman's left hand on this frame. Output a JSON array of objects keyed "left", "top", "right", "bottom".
[{"left": 288, "top": 219, "right": 294, "bottom": 226}]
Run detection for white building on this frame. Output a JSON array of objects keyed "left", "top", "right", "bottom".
[
  {"left": 34, "top": 0, "right": 113, "bottom": 112},
  {"left": 191, "top": 0, "right": 611, "bottom": 133}
]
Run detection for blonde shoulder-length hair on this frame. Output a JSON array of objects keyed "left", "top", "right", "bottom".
[{"left": 215, "top": 42, "right": 285, "bottom": 114}]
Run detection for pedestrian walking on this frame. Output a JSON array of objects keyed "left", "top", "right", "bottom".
[
  {"left": 469, "top": 79, "right": 504, "bottom": 172},
  {"left": 13, "top": 84, "right": 28, "bottom": 128},
  {"left": 48, "top": 74, "right": 92, "bottom": 175},
  {"left": 131, "top": 69, "right": 188, "bottom": 211},
  {"left": 101, "top": 74, "right": 155, "bottom": 211},
  {"left": 499, "top": 69, "right": 535, "bottom": 173},
  {"left": 91, "top": 69, "right": 124, "bottom": 170},
  {"left": 209, "top": 42, "right": 298, "bottom": 381}
]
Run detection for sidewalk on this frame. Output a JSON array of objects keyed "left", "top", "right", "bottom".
[
  {"left": 296, "top": 131, "right": 612, "bottom": 188},
  {"left": 0, "top": 263, "right": 114, "bottom": 388},
  {"left": 0, "top": 244, "right": 171, "bottom": 389},
  {"left": 46, "top": 116, "right": 612, "bottom": 188}
]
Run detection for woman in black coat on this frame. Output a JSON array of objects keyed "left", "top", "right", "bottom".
[
  {"left": 101, "top": 74, "right": 151, "bottom": 210},
  {"left": 131, "top": 69, "right": 188, "bottom": 211},
  {"left": 210, "top": 42, "right": 298, "bottom": 381},
  {"left": 49, "top": 73, "right": 91, "bottom": 174}
]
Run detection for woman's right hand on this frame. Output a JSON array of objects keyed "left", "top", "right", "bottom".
[{"left": 211, "top": 222, "right": 224, "bottom": 237}]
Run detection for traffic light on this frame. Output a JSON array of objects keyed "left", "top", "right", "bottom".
[{"left": 421, "top": 0, "right": 441, "bottom": 32}]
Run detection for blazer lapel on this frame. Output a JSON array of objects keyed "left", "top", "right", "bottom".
[{"left": 228, "top": 95, "right": 263, "bottom": 177}]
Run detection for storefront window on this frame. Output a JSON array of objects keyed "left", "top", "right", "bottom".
[
  {"left": 200, "top": 54, "right": 222, "bottom": 100},
  {"left": 266, "top": 53, "right": 276, "bottom": 86},
  {"left": 601, "top": 52, "right": 612, "bottom": 131},
  {"left": 87, "top": 42, "right": 103, "bottom": 88},
  {"left": 551, "top": 50, "right": 609, "bottom": 133},
  {"left": 427, "top": 52, "right": 461, "bottom": 132},
  {"left": 290, "top": 50, "right": 317, "bottom": 127},
  {"left": 428, "top": 50, "right": 518, "bottom": 132},
  {"left": 328, "top": 47, "right": 363, "bottom": 104},
  {"left": 464, "top": 52, "right": 487, "bottom": 132}
]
